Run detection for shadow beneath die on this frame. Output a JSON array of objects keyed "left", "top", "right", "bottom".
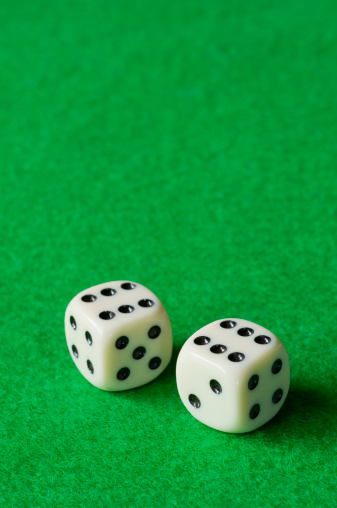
[{"left": 250, "top": 383, "right": 335, "bottom": 445}]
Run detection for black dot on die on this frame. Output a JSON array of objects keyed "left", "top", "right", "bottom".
[
  {"left": 249, "top": 404, "right": 260, "bottom": 419},
  {"left": 210, "top": 344, "right": 227, "bottom": 354},
  {"left": 121, "top": 282, "right": 136, "bottom": 290},
  {"left": 85, "top": 331, "right": 93, "bottom": 345},
  {"left": 255, "top": 335, "right": 271, "bottom": 345},
  {"left": 194, "top": 336, "right": 211, "bottom": 345},
  {"left": 220, "top": 320, "right": 237, "bottom": 329},
  {"left": 138, "top": 299, "right": 154, "bottom": 307},
  {"left": 228, "top": 352, "right": 245, "bottom": 362},
  {"left": 272, "top": 388, "right": 283, "bottom": 404},
  {"left": 70, "top": 316, "right": 76, "bottom": 330},
  {"left": 81, "top": 294, "right": 97, "bottom": 302},
  {"left": 117, "top": 367, "right": 130, "bottom": 380},
  {"left": 118, "top": 305, "right": 134, "bottom": 314},
  {"left": 188, "top": 394, "right": 201, "bottom": 408},
  {"left": 87, "top": 360, "right": 94, "bottom": 374},
  {"left": 272, "top": 359, "right": 283, "bottom": 374},
  {"left": 210, "top": 379, "right": 222, "bottom": 394},
  {"left": 237, "top": 327, "right": 254, "bottom": 337},
  {"left": 149, "top": 357, "right": 161, "bottom": 370},
  {"left": 115, "top": 336, "right": 129, "bottom": 350},
  {"left": 101, "top": 288, "right": 116, "bottom": 296},
  {"left": 71, "top": 345, "right": 78, "bottom": 358},
  {"left": 99, "top": 311, "right": 115, "bottom": 320},
  {"left": 248, "top": 374, "right": 259, "bottom": 390},
  {"left": 148, "top": 326, "right": 161, "bottom": 339},
  {"left": 133, "top": 346, "right": 146, "bottom": 360}
]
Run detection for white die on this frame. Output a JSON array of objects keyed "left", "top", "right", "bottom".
[
  {"left": 176, "top": 318, "right": 290, "bottom": 433},
  {"left": 65, "top": 281, "right": 172, "bottom": 391}
]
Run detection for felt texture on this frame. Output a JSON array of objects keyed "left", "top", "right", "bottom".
[{"left": 0, "top": 0, "right": 336, "bottom": 506}]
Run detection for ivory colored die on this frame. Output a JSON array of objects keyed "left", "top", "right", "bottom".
[
  {"left": 65, "top": 281, "right": 172, "bottom": 391},
  {"left": 176, "top": 318, "right": 290, "bottom": 433}
]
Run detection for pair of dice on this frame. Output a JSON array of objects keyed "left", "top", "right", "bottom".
[{"left": 65, "top": 280, "right": 290, "bottom": 433}]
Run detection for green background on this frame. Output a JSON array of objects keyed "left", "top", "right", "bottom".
[{"left": 1, "top": 0, "right": 336, "bottom": 506}]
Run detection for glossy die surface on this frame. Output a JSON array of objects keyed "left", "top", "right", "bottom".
[
  {"left": 176, "top": 318, "right": 290, "bottom": 433},
  {"left": 65, "top": 281, "right": 172, "bottom": 391}
]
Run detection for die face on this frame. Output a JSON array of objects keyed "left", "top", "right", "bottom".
[
  {"left": 176, "top": 353, "right": 239, "bottom": 431},
  {"left": 176, "top": 318, "right": 290, "bottom": 433},
  {"left": 65, "top": 281, "right": 172, "bottom": 390},
  {"left": 65, "top": 303, "right": 106, "bottom": 389},
  {"left": 237, "top": 340, "right": 290, "bottom": 432},
  {"left": 66, "top": 281, "right": 161, "bottom": 336},
  {"left": 103, "top": 312, "right": 172, "bottom": 391}
]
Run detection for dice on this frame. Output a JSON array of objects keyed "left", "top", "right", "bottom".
[
  {"left": 176, "top": 318, "right": 290, "bottom": 433},
  {"left": 65, "top": 281, "right": 172, "bottom": 391}
]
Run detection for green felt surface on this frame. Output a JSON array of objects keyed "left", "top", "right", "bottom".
[{"left": 1, "top": 0, "right": 337, "bottom": 506}]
